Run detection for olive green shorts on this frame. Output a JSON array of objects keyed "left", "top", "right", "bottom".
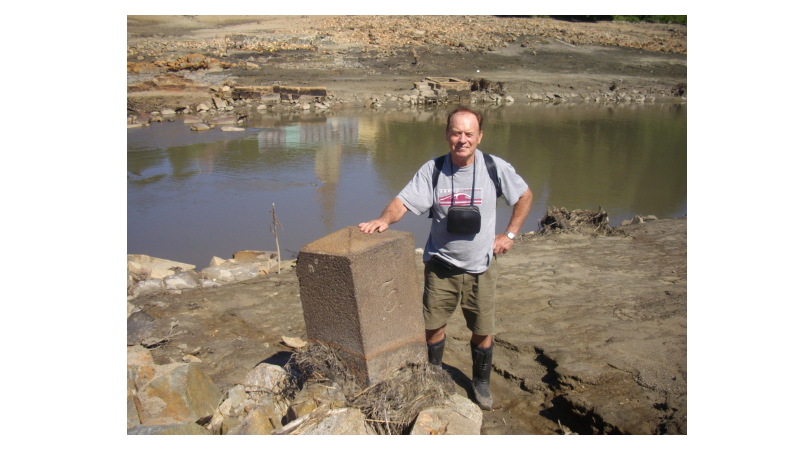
[{"left": 422, "top": 257, "right": 498, "bottom": 336}]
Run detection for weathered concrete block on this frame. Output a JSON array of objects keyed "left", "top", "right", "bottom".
[{"left": 297, "top": 226, "right": 426, "bottom": 386}]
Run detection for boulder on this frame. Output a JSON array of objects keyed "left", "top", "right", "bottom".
[
  {"left": 242, "top": 363, "right": 290, "bottom": 393},
  {"left": 505, "top": 96, "right": 515, "bottom": 103},
  {"left": 299, "top": 408, "right": 372, "bottom": 435},
  {"left": 409, "top": 394, "right": 482, "bottom": 435},
  {"left": 128, "top": 422, "right": 209, "bottom": 435},
  {"left": 161, "top": 108, "right": 176, "bottom": 115},
  {"left": 163, "top": 272, "right": 199, "bottom": 291},
  {"left": 137, "top": 363, "right": 222, "bottom": 424},
  {"left": 183, "top": 115, "right": 202, "bottom": 124},
  {"left": 132, "top": 279, "right": 164, "bottom": 298},
  {"left": 287, "top": 382, "right": 345, "bottom": 422},
  {"left": 128, "top": 378, "right": 141, "bottom": 429},
  {"left": 209, "top": 256, "right": 226, "bottom": 267},
  {"left": 191, "top": 123, "right": 212, "bottom": 131},
  {"left": 645, "top": 215, "right": 659, "bottom": 221},
  {"left": 256, "top": 104, "right": 267, "bottom": 110},
  {"left": 209, "top": 115, "right": 236, "bottom": 125},
  {"left": 632, "top": 215, "right": 645, "bottom": 224},
  {"left": 127, "top": 302, "right": 137, "bottom": 318},
  {"left": 227, "top": 402, "right": 282, "bottom": 435},
  {"left": 127, "top": 311, "right": 155, "bottom": 346},
  {"left": 197, "top": 103, "right": 210, "bottom": 111},
  {"left": 127, "top": 345, "right": 157, "bottom": 390},
  {"left": 212, "top": 98, "right": 227, "bottom": 109},
  {"left": 620, "top": 219, "right": 632, "bottom": 227},
  {"left": 127, "top": 255, "right": 195, "bottom": 279},
  {"left": 199, "top": 264, "right": 260, "bottom": 283},
  {"left": 245, "top": 62, "right": 260, "bottom": 70},
  {"left": 200, "top": 280, "right": 222, "bottom": 289},
  {"left": 233, "top": 250, "right": 275, "bottom": 261},
  {"left": 220, "top": 126, "right": 245, "bottom": 132}
]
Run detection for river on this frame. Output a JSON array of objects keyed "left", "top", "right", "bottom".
[{"left": 128, "top": 102, "right": 687, "bottom": 269}]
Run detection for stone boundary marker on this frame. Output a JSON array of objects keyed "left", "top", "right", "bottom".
[{"left": 297, "top": 226, "right": 426, "bottom": 386}]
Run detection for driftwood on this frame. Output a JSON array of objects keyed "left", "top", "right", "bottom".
[{"left": 537, "top": 206, "right": 618, "bottom": 237}]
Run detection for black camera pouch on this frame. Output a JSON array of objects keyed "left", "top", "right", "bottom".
[{"left": 447, "top": 206, "right": 481, "bottom": 234}]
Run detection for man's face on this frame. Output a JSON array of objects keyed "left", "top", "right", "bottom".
[{"left": 446, "top": 112, "right": 483, "bottom": 165}]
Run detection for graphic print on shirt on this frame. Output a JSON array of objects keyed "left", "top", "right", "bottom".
[{"left": 438, "top": 188, "right": 483, "bottom": 206}]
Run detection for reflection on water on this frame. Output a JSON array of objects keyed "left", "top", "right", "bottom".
[{"left": 128, "top": 103, "right": 687, "bottom": 268}]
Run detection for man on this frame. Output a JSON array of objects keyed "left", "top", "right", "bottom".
[{"left": 358, "top": 106, "right": 533, "bottom": 410}]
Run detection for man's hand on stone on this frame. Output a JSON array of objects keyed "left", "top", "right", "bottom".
[
  {"left": 358, "top": 220, "right": 389, "bottom": 234},
  {"left": 493, "top": 233, "right": 514, "bottom": 255}
]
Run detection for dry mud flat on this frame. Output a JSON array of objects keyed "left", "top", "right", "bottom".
[{"left": 136, "top": 218, "right": 687, "bottom": 435}]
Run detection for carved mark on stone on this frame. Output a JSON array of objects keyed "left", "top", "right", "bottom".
[{"left": 380, "top": 278, "right": 399, "bottom": 313}]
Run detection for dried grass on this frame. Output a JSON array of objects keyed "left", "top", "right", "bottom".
[{"left": 288, "top": 343, "right": 455, "bottom": 434}]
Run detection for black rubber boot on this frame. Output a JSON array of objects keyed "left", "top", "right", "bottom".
[
  {"left": 427, "top": 336, "right": 445, "bottom": 369},
  {"left": 470, "top": 341, "right": 494, "bottom": 410}
]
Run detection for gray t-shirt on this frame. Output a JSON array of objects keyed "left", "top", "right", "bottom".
[{"left": 398, "top": 150, "right": 529, "bottom": 273}]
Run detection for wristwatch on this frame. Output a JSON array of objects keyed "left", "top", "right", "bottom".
[{"left": 504, "top": 231, "right": 516, "bottom": 241}]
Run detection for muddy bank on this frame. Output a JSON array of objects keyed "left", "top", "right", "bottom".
[
  {"left": 127, "top": 16, "right": 687, "bottom": 114},
  {"left": 130, "top": 217, "right": 686, "bottom": 435}
]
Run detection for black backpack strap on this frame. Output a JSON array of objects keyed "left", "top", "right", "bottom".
[
  {"left": 428, "top": 155, "right": 447, "bottom": 218},
  {"left": 482, "top": 153, "right": 502, "bottom": 198}
]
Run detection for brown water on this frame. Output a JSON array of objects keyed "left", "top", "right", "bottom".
[{"left": 127, "top": 103, "right": 686, "bottom": 268}]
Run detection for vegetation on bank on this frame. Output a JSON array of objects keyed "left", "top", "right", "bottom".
[{"left": 518, "top": 15, "right": 686, "bottom": 25}]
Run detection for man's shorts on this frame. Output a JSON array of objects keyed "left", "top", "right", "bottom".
[{"left": 422, "top": 256, "right": 498, "bottom": 336}]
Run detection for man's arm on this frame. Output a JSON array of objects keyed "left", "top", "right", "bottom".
[
  {"left": 358, "top": 197, "right": 409, "bottom": 234},
  {"left": 493, "top": 188, "right": 533, "bottom": 254}
]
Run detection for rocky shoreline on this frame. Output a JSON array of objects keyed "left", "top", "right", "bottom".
[
  {"left": 127, "top": 15, "right": 687, "bottom": 117},
  {"left": 127, "top": 216, "right": 686, "bottom": 435}
]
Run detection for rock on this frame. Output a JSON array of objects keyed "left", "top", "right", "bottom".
[
  {"left": 197, "top": 103, "right": 209, "bottom": 111},
  {"left": 415, "top": 248, "right": 424, "bottom": 255},
  {"left": 127, "top": 311, "right": 155, "bottom": 346},
  {"left": 128, "top": 255, "right": 195, "bottom": 279},
  {"left": 245, "top": 62, "right": 260, "bottom": 70},
  {"left": 127, "top": 123, "right": 145, "bottom": 128},
  {"left": 163, "top": 272, "right": 198, "bottom": 291},
  {"left": 128, "top": 422, "right": 210, "bottom": 435},
  {"left": 128, "top": 378, "right": 141, "bottom": 429},
  {"left": 409, "top": 394, "right": 482, "bottom": 435},
  {"left": 299, "top": 408, "right": 371, "bottom": 435},
  {"left": 127, "top": 345, "right": 157, "bottom": 391},
  {"left": 199, "top": 264, "right": 260, "bottom": 283},
  {"left": 632, "top": 215, "right": 645, "bottom": 224},
  {"left": 256, "top": 104, "right": 267, "bottom": 110},
  {"left": 242, "top": 363, "right": 290, "bottom": 393},
  {"left": 137, "top": 363, "right": 222, "bottom": 424},
  {"left": 281, "top": 335, "right": 307, "bottom": 349},
  {"left": 220, "top": 126, "right": 245, "bottom": 132},
  {"left": 212, "top": 98, "right": 227, "bottom": 109},
  {"left": 209, "top": 256, "right": 226, "bottom": 267},
  {"left": 287, "top": 382, "right": 345, "bottom": 422},
  {"left": 127, "top": 302, "right": 138, "bottom": 318},
  {"left": 645, "top": 215, "right": 659, "bottom": 221},
  {"left": 161, "top": 108, "right": 176, "bottom": 115},
  {"left": 191, "top": 123, "right": 212, "bottom": 131},
  {"left": 201, "top": 280, "right": 222, "bottom": 289},
  {"left": 228, "top": 385, "right": 248, "bottom": 412},
  {"left": 505, "top": 96, "right": 515, "bottom": 103},
  {"left": 227, "top": 401, "right": 282, "bottom": 435},
  {"left": 182, "top": 354, "right": 202, "bottom": 363},
  {"left": 620, "top": 220, "right": 632, "bottom": 227},
  {"left": 183, "top": 115, "right": 202, "bottom": 124}
]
